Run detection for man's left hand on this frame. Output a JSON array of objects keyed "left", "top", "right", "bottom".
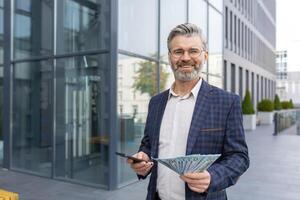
[{"left": 180, "top": 170, "right": 211, "bottom": 193}]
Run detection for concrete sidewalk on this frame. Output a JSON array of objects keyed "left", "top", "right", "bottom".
[{"left": 1, "top": 124, "right": 300, "bottom": 200}]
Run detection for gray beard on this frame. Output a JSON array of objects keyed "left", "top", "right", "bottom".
[{"left": 172, "top": 66, "right": 201, "bottom": 81}]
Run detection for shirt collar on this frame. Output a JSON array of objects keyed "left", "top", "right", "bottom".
[{"left": 168, "top": 78, "right": 202, "bottom": 100}]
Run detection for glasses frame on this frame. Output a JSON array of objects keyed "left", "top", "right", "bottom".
[{"left": 169, "top": 48, "right": 206, "bottom": 59}]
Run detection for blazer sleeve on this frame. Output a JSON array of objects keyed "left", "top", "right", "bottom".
[
  {"left": 137, "top": 98, "right": 153, "bottom": 179},
  {"left": 207, "top": 95, "right": 250, "bottom": 192}
]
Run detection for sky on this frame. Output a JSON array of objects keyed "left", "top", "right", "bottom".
[{"left": 276, "top": 0, "right": 300, "bottom": 71}]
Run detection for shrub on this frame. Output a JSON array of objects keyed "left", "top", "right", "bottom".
[
  {"left": 257, "top": 99, "right": 274, "bottom": 112},
  {"left": 289, "top": 99, "right": 294, "bottom": 109},
  {"left": 274, "top": 94, "right": 282, "bottom": 110},
  {"left": 281, "top": 101, "right": 292, "bottom": 109},
  {"left": 242, "top": 90, "right": 255, "bottom": 114}
]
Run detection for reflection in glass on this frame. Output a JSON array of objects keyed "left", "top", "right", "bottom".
[
  {"left": 161, "top": 63, "right": 174, "bottom": 91},
  {"left": 160, "top": 0, "right": 187, "bottom": 62},
  {"left": 0, "top": 66, "right": 3, "bottom": 165},
  {"left": 0, "top": 1, "right": 3, "bottom": 64},
  {"left": 117, "top": 54, "right": 160, "bottom": 186},
  {"left": 12, "top": 60, "right": 52, "bottom": 176},
  {"left": 208, "top": 0, "right": 223, "bottom": 12},
  {"left": 118, "top": 0, "right": 158, "bottom": 57},
  {"left": 14, "top": 0, "right": 53, "bottom": 59},
  {"left": 188, "top": 0, "right": 207, "bottom": 37},
  {"left": 57, "top": 0, "right": 109, "bottom": 54},
  {"left": 208, "top": 7, "right": 222, "bottom": 88},
  {"left": 55, "top": 54, "right": 109, "bottom": 186}
]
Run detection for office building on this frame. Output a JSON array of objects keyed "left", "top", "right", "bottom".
[{"left": 223, "top": 0, "right": 276, "bottom": 108}]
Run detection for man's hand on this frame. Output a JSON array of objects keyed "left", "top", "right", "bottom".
[
  {"left": 127, "top": 151, "right": 153, "bottom": 176},
  {"left": 180, "top": 170, "right": 211, "bottom": 193}
]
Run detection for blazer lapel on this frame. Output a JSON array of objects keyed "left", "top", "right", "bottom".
[{"left": 186, "top": 80, "right": 212, "bottom": 155}]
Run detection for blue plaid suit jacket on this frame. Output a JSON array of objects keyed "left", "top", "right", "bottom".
[{"left": 139, "top": 80, "right": 249, "bottom": 200}]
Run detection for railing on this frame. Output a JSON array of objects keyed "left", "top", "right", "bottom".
[{"left": 274, "top": 109, "right": 300, "bottom": 135}]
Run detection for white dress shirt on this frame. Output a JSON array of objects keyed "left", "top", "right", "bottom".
[{"left": 157, "top": 78, "right": 202, "bottom": 200}]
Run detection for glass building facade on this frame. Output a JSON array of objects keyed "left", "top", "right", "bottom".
[{"left": 0, "top": 0, "right": 222, "bottom": 189}]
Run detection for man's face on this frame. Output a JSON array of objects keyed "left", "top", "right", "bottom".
[{"left": 168, "top": 35, "right": 207, "bottom": 82}]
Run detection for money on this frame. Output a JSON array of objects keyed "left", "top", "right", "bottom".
[{"left": 152, "top": 154, "right": 220, "bottom": 175}]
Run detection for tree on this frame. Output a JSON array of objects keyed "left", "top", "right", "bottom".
[
  {"left": 274, "top": 94, "right": 282, "bottom": 110},
  {"left": 242, "top": 90, "right": 255, "bottom": 114},
  {"left": 133, "top": 60, "right": 169, "bottom": 97}
]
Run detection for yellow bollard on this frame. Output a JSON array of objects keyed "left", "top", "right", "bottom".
[{"left": 0, "top": 189, "right": 19, "bottom": 200}]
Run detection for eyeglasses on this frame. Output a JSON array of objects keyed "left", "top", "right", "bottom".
[{"left": 169, "top": 48, "right": 205, "bottom": 59}]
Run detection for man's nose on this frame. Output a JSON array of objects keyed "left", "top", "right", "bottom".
[{"left": 181, "top": 51, "right": 192, "bottom": 61}]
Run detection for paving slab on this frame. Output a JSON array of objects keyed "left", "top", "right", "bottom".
[{"left": 1, "top": 124, "right": 300, "bottom": 200}]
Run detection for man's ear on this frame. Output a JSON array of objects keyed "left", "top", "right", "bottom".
[{"left": 204, "top": 51, "right": 208, "bottom": 61}]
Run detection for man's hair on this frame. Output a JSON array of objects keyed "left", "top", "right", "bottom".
[{"left": 167, "top": 23, "right": 207, "bottom": 51}]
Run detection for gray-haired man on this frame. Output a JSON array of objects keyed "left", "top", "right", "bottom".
[{"left": 127, "top": 23, "right": 249, "bottom": 200}]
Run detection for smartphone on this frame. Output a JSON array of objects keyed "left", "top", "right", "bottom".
[{"left": 115, "top": 152, "right": 148, "bottom": 163}]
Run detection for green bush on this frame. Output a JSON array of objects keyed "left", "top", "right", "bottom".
[
  {"left": 274, "top": 94, "right": 282, "bottom": 110},
  {"left": 281, "top": 101, "right": 293, "bottom": 109},
  {"left": 289, "top": 99, "right": 294, "bottom": 109},
  {"left": 242, "top": 90, "right": 255, "bottom": 114},
  {"left": 257, "top": 99, "right": 274, "bottom": 112}
]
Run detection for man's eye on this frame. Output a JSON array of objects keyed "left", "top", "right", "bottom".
[
  {"left": 190, "top": 49, "right": 200, "bottom": 54},
  {"left": 174, "top": 50, "right": 183, "bottom": 54}
]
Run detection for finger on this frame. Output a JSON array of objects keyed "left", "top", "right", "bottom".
[
  {"left": 132, "top": 161, "right": 153, "bottom": 171},
  {"left": 189, "top": 182, "right": 209, "bottom": 188},
  {"left": 180, "top": 176, "right": 210, "bottom": 185},
  {"left": 127, "top": 158, "right": 133, "bottom": 164},
  {"left": 131, "top": 161, "right": 147, "bottom": 169},
  {"left": 136, "top": 162, "right": 153, "bottom": 175},
  {"left": 187, "top": 184, "right": 207, "bottom": 193},
  {"left": 138, "top": 152, "right": 150, "bottom": 161},
  {"left": 183, "top": 172, "right": 208, "bottom": 180}
]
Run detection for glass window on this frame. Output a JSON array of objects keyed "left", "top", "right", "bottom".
[
  {"left": 223, "top": 60, "right": 227, "bottom": 90},
  {"left": 208, "top": 7, "right": 223, "bottom": 82},
  {"left": 12, "top": 60, "right": 53, "bottom": 176},
  {"left": 160, "top": 0, "right": 187, "bottom": 62},
  {"left": 14, "top": 0, "right": 53, "bottom": 59},
  {"left": 239, "top": 67, "right": 243, "bottom": 98},
  {"left": 209, "top": 0, "right": 223, "bottom": 12},
  {"left": 231, "top": 63, "right": 236, "bottom": 93},
  {"left": 188, "top": 0, "right": 207, "bottom": 38},
  {"left": 16, "top": 0, "right": 31, "bottom": 12},
  {"left": 118, "top": 0, "right": 158, "bottom": 57},
  {"left": 161, "top": 62, "right": 174, "bottom": 91},
  {"left": 0, "top": 66, "right": 3, "bottom": 166},
  {"left": 257, "top": 74, "right": 259, "bottom": 103},
  {"left": 55, "top": 54, "right": 109, "bottom": 186},
  {"left": 117, "top": 54, "right": 159, "bottom": 186},
  {"left": 56, "top": 0, "right": 109, "bottom": 54},
  {"left": 0, "top": 1, "right": 3, "bottom": 64}
]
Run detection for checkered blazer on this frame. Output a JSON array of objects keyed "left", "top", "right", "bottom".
[{"left": 139, "top": 80, "right": 249, "bottom": 200}]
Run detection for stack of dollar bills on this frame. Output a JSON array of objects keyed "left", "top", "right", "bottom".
[{"left": 152, "top": 154, "right": 220, "bottom": 175}]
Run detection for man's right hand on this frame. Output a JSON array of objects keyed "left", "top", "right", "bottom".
[{"left": 127, "top": 151, "right": 153, "bottom": 176}]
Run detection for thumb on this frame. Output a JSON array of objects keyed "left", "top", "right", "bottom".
[{"left": 137, "top": 152, "right": 143, "bottom": 159}]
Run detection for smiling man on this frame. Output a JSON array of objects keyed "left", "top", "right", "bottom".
[{"left": 127, "top": 23, "right": 249, "bottom": 200}]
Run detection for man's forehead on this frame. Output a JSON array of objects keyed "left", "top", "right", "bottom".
[{"left": 170, "top": 35, "right": 203, "bottom": 48}]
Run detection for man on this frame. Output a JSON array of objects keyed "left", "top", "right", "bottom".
[{"left": 127, "top": 23, "right": 249, "bottom": 200}]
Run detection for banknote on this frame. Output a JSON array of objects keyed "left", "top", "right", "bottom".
[{"left": 152, "top": 154, "right": 220, "bottom": 175}]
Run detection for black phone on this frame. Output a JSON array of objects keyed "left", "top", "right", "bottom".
[{"left": 115, "top": 152, "right": 148, "bottom": 163}]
